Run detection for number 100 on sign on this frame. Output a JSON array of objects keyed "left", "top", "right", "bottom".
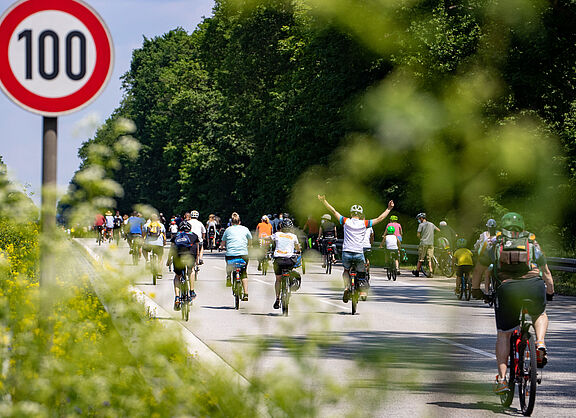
[{"left": 10, "top": 11, "right": 96, "bottom": 98}]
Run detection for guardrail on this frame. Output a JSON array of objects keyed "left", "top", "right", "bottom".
[{"left": 324, "top": 239, "right": 576, "bottom": 273}]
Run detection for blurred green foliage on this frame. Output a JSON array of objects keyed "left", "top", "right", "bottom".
[{"left": 68, "top": 0, "right": 576, "bottom": 255}]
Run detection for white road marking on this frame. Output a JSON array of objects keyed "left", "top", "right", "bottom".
[
  {"left": 435, "top": 337, "right": 496, "bottom": 359},
  {"left": 253, "top": 278, "right": 272, "bottom": 286}
]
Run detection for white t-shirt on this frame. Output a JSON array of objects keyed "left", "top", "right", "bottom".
[
  {"left": 272, "top": 232, "right": 299, "bottom": 258},
  {"left": 362, "top": 227, "right": 373, "bottom": 249},
  {"left": 105, "top": 215, "right": 114, "bottom": 229},
  {"left": 385, "top": 234, "right": 399, "bottom": 250},
  {"left": 188, "top": 219, "right": 206, "bottom": 243},
  {"left": 340, "top": 217, "right": 373, "bottom": 254}
]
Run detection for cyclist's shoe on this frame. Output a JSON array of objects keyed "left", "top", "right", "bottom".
[
  {"left": 322, "top": 262, "right": 326, "bottom": 268},
  {"left": 174, "top": 296, "right": 181, "bottom": 311},
  {"left": 257, "top": 263, "right": 261, "bottom": 271},
  {"left": 242, "top": 294, "right": 248, "bottom": 301},
  {"left": 536, "top": 342, "right": 547, "bottom": 368},
  {"left": 471, "top": 288, "right": 485, "bottom": 300},
  {"left": 396, "top": 271, "right": 401, "bottom": 276},
  {"left": 189, "top": 290, "right": 197, "bottom": 300},
  {"left": 198, "top": 259, "right": 204, "bottom": 265},
  {"left": 342, "top": 288, "right": 350, "bottom": 303},
  {"left": 360, "top": 291, "right": 367, "bottom": 301},
  {"left": 493, "top": 375, "right": 510, "bottom": 394},
  {"left": 411, "top": 270, "right": 419, "bottom": 277},
  {"left": 226, "top": 277, "right": 232, "bottom": 287},
  {"left": 428, "top": 273, "right": 433, "bottom": 278},
  {"left": 157, "top": 274, "right": 162, "bottom": 280},
  {"left": 273, "top": 299, "right": 280, "bottom": 309}
]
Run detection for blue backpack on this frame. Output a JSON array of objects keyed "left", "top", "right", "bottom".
[{"left": 174, "top": 232, "right": 193, "bottom": 248}]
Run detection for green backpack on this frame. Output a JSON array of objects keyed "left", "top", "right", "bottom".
[{"left": 494, "top": 230, "right": 535, "bottom": 278}]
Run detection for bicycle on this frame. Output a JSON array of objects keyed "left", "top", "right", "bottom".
[
  {"left": 386, "top": 250, "right": 398, "bottom": 281},
  {"left": 499, "top": 299, "right": 541, "bottom": 416},
  {"left": 455, "top": 268, "right": 471, "bottom": 300},
  {"left": 177, "top": 268, "right": 192, "bottom": 321},
  {"left": 437, "top": 249, "right": 454, "bottom": 277},
  {"left": 228, "top": 258, "right": 247, "bottom": 310},
  {"left": 348, "top": 264, "right": 368, "bottom": 315},
  {"left": 149, "top": 249, "right": 163, "bottom": 285},
  {"left": 258, "top": 238, "right": 272, "bottom": 275},
  {"left": 130, "top": 234, "right": 142, "bottom": 265},
  {"left": 324, "top": 239, "right": 336, "bottom": 274},
  {"left": 279, "top": 266, "right": 293, "bottom": 316},
  {"left": 96, "top": 225, "right": 104, "bottom": 246}
]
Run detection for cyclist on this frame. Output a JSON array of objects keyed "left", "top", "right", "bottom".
[
  {"left": 112, "top": 211, "right": 123, "bottom": 245},
  {"left": 303, "top": 215, "right": 319, "bottom": 250},
  {"left": 206, "top": 214, "right": 218, "bottom": 249},
  {"left": 318, "top": 213, "right": 337, "bottom": 268},
  {"left": 472, "top": 218, "right": 498, "bottom": 293},
  {"left": 256, "top": 215, "right": 273, "bottom": 270},
  {"left": 127, "top": 211, "right": 145, "bottom": 259},
  {"left": 412, "top": 213, "right": 440, "bottom": 278},
  {"left": 188, "top": 210, "right": 206, "bottom": 264},
  {"left": 438, "top": 220, "right": 457, "bottom": 250},
  {"left": 167, "top": 222, "right": 200, "bottom": 310},
  {"left": 453, "top": 238, "right": 474, "bottom": 295},
  {"left": 94, "top": 212, "right": 105, "bottom": 242},
  {"left": 104, "top": 211, "right": 115, "bottom": 241},
  {"left": 220, "top": 212, "right": 252, "bottom": 300},
  {"left": 380, "top": 225, "right": 401, "bottom": 274},
  {"left": 271, "top": 218, "right": 301, "bottom": 309},
  {"left": 475, "top": 213, "right": 554, "bottom": 394},
  {"left": 385, "top": 215, "right": 403, "bottom": 242},
  {"left": 144, "top": 213, "right": 166, "bottom": 280},
  {"left": 318, "top": 195, "right": 394, "bottom": 302}
]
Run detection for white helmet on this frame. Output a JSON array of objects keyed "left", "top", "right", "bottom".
[
  {"left": 321, "top": 214, "right": 331, "bottom": 220},
  {"left": 191, "top": 210, "right": 199, "bottom": 219},
  {"left": 350, "top": 204, "right": 363, "bottom": 215},
  {"left": 439, "top": 221, "right": 447, "bottom": 227}
]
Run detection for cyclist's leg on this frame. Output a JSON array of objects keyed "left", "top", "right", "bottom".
[
  {"left": 495, "top": 281, "right": 521, "bottom": 380},
  {"left": 341, "top": 251, "right": 353, "bottom": 289},
  {"left": 273, "top": 258, "right": 282, "bottom": 300},
  {"left": 240, "top": 255, "right": 249, "bottom": 295}
]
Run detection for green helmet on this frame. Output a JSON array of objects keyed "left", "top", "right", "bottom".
[
  {"left": 501, "top": 212, "right": 524, "bottom": 232},
  {"left": 456, "top": 238, "right": 467, "bottom": 248},
  {"left": 390, "top": 215, "right": 398, "bottom": 221},
  {"left": 386, "top": 225, "right": 395, "bottom": 234}
]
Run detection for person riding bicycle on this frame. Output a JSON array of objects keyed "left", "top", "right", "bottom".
[
  {"left": 112, "top": 210, "right": 123, "bottom": 244},
  {"left": 220, "top": 212, "right": 252, "bottom": 300},
  {"left": 104, "top": 211, "right": 115, "bottom": 241},
  {"left": 412, "top": 213, "right": 440, "bottom": 278},
  {"left": 453, "top": 238, "right": 474, "bottom": 295},
  {"left": 271, "top": 218, "right": 301, "bottom": 309},
  {"left": 385, "top": 215, "right": 403, "bottom": 242},
  {"left": 167, "top": 221, "right": 200, "bottom": 310},
  {"left": 303, "top": 215, "right": 319, "bottom": 250},
  {"left": 127, "top": 211, "right": 145, "bottom": 259},
  {"left": 206, "top": 214, "right": 218, "bottom": 249},
  {"left": 188, "top": 210, "right": 206, "bottom": 264},
  {"left": 94, "top": 212, "right": 106, "bottom": 242},
  {"left": 318, "top": 195, "right": 394, "bottom": 302},
  {"left": 256, "top": 215, "right": 273, "bottom": 270},
  {"left": 474, "top": 213, "right": 554, "bottom": 394},
  {"left": 318, "top": 213, "right": 337, "bottom": 267},
  {"left": 144, "top": 213, "right": 167, "bottom": 280},
  {"left": 380, "top": 225, "right": 401, "bottom": 274},
  {"left": 472, "top": 218, "right": 498, "bottom": 293}
]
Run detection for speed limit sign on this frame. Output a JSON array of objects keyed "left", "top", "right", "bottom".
[{"left": 0, "top": 0, "right": 113, "bottom": 116}]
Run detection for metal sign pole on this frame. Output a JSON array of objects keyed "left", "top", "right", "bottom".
[{"left": 40, "top": 116, "right": 57, "bottom": 286}]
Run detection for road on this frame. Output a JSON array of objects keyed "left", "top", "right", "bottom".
[{"left": 78, "top": 238, "right": 576, "bottom": 417}]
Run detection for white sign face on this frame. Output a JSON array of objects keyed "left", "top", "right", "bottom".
[{"left": 0, "top": 0, "right": 113, "bottom": 116}]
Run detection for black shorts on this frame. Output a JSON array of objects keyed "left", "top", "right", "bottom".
[
  {"left": 174, "top": 253, "right": 196, "bottom": 277},
  {"left": 456, "top": 265, "right": 473, "bottom": 276},
  {"left": 495, "top": 277, "right": 546, "bottom": 332},
  {"left": 273, "top": 256, "right": 296, "bottom": 275}
]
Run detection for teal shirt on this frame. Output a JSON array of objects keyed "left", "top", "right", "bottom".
[{"left": 221, "top": 225, "right": 252, "bottom": 256}]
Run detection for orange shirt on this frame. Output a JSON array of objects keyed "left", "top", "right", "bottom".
[{"left": 256, "top": 222, "right": 273, "bottom": 238}]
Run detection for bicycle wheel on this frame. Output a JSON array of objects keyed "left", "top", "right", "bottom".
[
  {"left": 464, "top": 274, "right": 471, "bottom": 301},
  {"left": 262, "top": 258, "right": 268, "bottom": 275},
  {"left": 281, "top": 277, "right": 290, "bottom": 316},
  {"left": 301, "top": 257, "right": 306, "bottom": 274},
  {"left": 442, "top": 255, "right": 454, "bottom": 277},
  {"left": 151, "top": 254, "right": 157, "bottom": 285},
  {"left": 392, "top": 265, "right": 397, "bottom": 281},
  {"left": 387, "top": 264, "right": 392, "bottom": 280},
  {"left": 181, "top": 280, "right": 190, "bottom": 321},
  {"left": 132, "top": 244, "right": 139, "bottom": 265},
  {"left": 351, "top": 289, "right": 358, "bottom": 315},
  {"left": 500, "top": 334, "right": 516, "bottom": 407},
  {"left": 97, "top": 231, "right": 102, "bottom": 246},
  {"left": 518, "top": 333, "right": 537, "bottom": 416},
  {"left": 234, "top": 275, "right": 240, "bottom": 310}
]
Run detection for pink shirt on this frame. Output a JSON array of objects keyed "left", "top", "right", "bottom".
[{"left": 386, "top": 222, "right": 403, "bottom": 240}]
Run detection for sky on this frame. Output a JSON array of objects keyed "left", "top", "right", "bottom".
[{"left": 0, "top": 0, "right": 215, "bottom": 204}]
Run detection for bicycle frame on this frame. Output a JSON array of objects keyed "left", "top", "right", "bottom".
[{"left": 280, "top": 268, "right": 292, "bottom": 316}]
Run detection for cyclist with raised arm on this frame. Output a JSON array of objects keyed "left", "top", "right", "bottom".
[
  {"left": 271, "top": 218, "right": 301, "bottom": 309},
  {"left": 318, "top": 195, "right": 394, "bottom": 302},
  {"left": 475, "top": 213, "right": 554, "bottom": 394},
  {"left": 412, "top": 213, "right": 440, "bottom": 278},
  {"left": 220, "top": 212, "right": 252, "bottom": 300},
  {"left": 318, "top": 214, "right": 337, "bottom": 268}
]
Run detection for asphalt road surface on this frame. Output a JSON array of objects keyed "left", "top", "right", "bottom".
[{"left": 78, "top": 238, "right": 576, "bottom": 417}]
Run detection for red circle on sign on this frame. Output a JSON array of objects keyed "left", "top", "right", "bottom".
[{"left": 0, "top": 0, "right": 113, "bottom": 116}]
